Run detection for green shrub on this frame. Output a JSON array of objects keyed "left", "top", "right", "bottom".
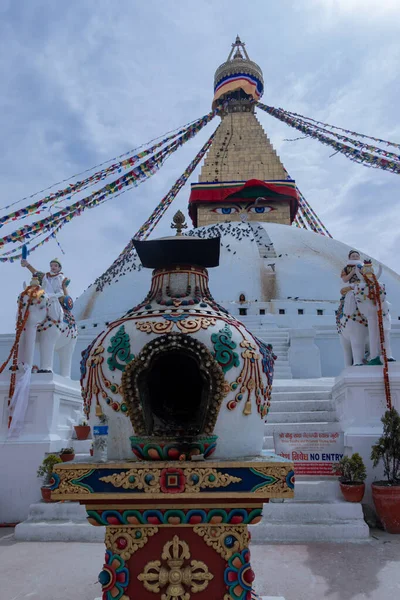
[
  {"left": 336, "top": 453, "right": 367, "bottom": 483},
  {"left": 371, "top": 408, "right": 400, "bottom": 484},
  {"left": 37, "top": 454, "right": 62, "bottom": 486}
]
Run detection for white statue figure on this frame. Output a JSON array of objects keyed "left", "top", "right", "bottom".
[
  {"left": 18, "top": 258, "right": 77, "bottom": 377},
  {"left": 337, "top": 250, "right": 394, "bottom": 367}
]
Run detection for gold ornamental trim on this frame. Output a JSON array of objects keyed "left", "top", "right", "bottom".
[
  {"left": 51, "top": 468, "right": 94, "bottom": 496},
  {"left": 99, "top": 467, "right": 241, "bottom": 492},
  {"left": 183, "top": 468, "right": 241, "bottom": 493},
  {"left": 105, "top": 526, "right": 158, "bottom": 560},
  {"left": 136, "top": 316, "right": 217, "bottom": 335},
  {"left": 100, "top": 468, "right": 162, "bottom": 492},
  {"left": 193, "top": 525, "right": 249, "bottom": 560},
  {"left": 138, "top": 534, "right": 213, "bottom": 599}
]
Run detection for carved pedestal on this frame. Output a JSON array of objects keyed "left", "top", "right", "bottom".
[{"left": 51, "top": 456, "right": 294, "bottom": 600}]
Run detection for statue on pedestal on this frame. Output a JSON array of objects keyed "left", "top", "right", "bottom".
[
  {"left": 337, "top": 250, "right": 394, "bottom": 366},
  {"left": 16, "top": 258, "right": 77, "bottom": 377}
]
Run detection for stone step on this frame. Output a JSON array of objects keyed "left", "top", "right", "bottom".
[
  {"left": 267, "top": 411, "right": 336, "bottom": 424},
  {"left": 250, "top": 521, "right": 369, "bottom": 543},
  {"left": 271, "top": 380, "right": 334, "bottom": 393},
  {"left": 264, "top": 421, "right": 339, "bottom": 435},
  {"left": 15, "top": 502, "right": 105, "bottom": 542},
  {"left": 269, "top": 400, "right": 334, "bottom": 412},
  {"left": 273, "top": 369, "right": 293, "bottom": 377},
  {"left": 270, "top": 390, "right": 332, "bottom": 401},
  {"left": 66, "top": 440, "right": 92, "bottom": 454},
  {"left": 258, "top": 501, "right": 365, "bottom": 523},
  {"left": 253, "top": 334, "right": 289, "bottom": 342}
]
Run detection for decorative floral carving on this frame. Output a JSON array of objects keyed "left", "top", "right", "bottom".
[
  {"left": 137, "top": 535, "right": 213, "bottom": 599},
  {"left": 211, "top": 324, "right": 240, "bottom": 373},
  {"left": 105, "top": 526, "right": 158, "bottom": 560},
  {"left": 224, "top": 548, "right": 255, "bottom": 600},
  {"left": 51, "top": 468, "right": 95, "bottom": 495},
  {"left": 107, "top": 325, "right": 134, "bottom": 372},
  {"left": 193, "top": 525, "right": 250, "bottom": 560},
  {"left": 98, "top": 550, "right": 130, "bottom": 600},
  {"left": 121, "top": 333, "right": 226, "bottom": 436},
  {"left": 100, "top": 468, "right": 162, "bottom": 492},
  {"left": 136, "top": 320, "right": 173, "bottom": 334},
  {"left": 249, "top": 466, "right": 295, "bottom": 495},
  {"left": 184, "top": 468, "right": 242, "bottom": 493},
  {"left": 136, "top": 315, "right": 216, "bottom": 335},
  {"left": 99, "top": 466, "right": 242, "bottom": 494}
]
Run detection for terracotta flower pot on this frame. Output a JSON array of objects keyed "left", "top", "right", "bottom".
[
  {"left": 60, "top": 453, "right": 75, "bottom": 462},
  {"left": 41, "top": 487, "right": 52, "bottom": 502},
  {"left": 340, "top": 482, "right": 365, "bottom": 502},
  {"left": 372, "top": 482, "right": 400, "bottom": 533},
  {"left": 74, "top": 425, "right": 91, "bottom": 440}
]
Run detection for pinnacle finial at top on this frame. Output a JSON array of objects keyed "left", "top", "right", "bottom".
[
  {"left": 171, "top": 210, "right": 188, "bottom": 236},
  {"left": 227, "top": 35, "right": 250, "bottom": 61}
]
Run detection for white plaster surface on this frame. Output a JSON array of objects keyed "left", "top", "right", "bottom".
[
  {"left": 0, "top": 372, "right": 83, "bottom": 523},
  {"left": 333, "top": 363, "right": 400, "bottom": 506},
  {"left": 73, "top": 222, "right": 400, "bottom": 323}
]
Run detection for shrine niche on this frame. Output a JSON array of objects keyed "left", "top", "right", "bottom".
[{"left": 122, "top": 333, "right": 225, "bottom": 438}]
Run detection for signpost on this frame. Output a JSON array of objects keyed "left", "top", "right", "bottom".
[{"left": 274, "top": 431, "right": 344, "bottom": 476}]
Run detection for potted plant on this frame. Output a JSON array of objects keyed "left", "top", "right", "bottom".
[
  {"left": 371, "top": 408, "right": 400, "bottom": 533},
  {"left": 59, "top": 447, "right": 75, "bottom": 462},
  {"left": 37, "top": 454, "right": 62, "bottom": 502},
  {"left": 335, "top": 453, "right": 367, "bottom": 502},
  {"left": 74, "top": 419, "right": 91, "bottom": 440}
]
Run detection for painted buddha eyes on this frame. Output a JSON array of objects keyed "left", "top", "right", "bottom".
[
  {"left": 211, "top": 205, "right": 275, "bottom": 215},
  {"left": 212, "top": 207, "right": 240, "bottom": 215},
  {"left": 248, "top": 206, "right": 273, "bottom": 214}
]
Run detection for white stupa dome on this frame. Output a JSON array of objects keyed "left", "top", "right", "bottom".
[{"left": 74, "top": 221, "right": 400, "bottom": 328}]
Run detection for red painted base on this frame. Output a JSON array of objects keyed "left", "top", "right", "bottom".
[{"left": 99, "top": 523, "right": 256, "bottom": 600}]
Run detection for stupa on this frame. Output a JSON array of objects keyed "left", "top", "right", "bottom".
[{"left": 72, "top": 37, "right": 400, "bottom": 377}]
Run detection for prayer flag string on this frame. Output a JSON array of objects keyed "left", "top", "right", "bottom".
[
  {"left": 94, "top": 126, "right": 220, "bottom": 292},
  {"left": 257, "top": 103, "right": 400, "bottom": 175}
]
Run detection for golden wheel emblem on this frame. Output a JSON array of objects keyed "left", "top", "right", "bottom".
[{"left": 138, "top": 535, "right": 213, "bottom": 600}]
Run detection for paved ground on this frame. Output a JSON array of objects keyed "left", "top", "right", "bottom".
[{"left": 1, "top": 528, "right": 400, "bottom": 600}]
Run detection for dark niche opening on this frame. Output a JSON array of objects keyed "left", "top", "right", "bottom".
[{"left": 137, "top": 350, "right": 210, "bottom": 437}]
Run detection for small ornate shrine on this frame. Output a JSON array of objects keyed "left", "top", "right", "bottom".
[{"left": 51, "top": 213, "right": 294, "bottom": 600}]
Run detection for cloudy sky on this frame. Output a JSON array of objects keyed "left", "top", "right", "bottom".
[{"left": 0, "top": 0, "right": 399, "bottom": 331}]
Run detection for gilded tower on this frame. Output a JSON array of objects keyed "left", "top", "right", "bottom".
[{"left": 189, "top": 36, "right": 299, "bottom": 228}]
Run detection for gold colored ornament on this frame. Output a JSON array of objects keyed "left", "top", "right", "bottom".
[
  {"left": 51, "top": 468, "right": 94, "bottom": 496},
  {"left": 99, "top": 467, "right": 241, "bottom": 493},
  {"left": 135, "top": 317, "right": 216, "bottom": 336},
  {"left": 183, "top": 468, "right": 242, "bottom": 493},
  {"left": 136, "top": 321, "right": 173, "bottom": 334},
  {"left": 171, "top": 210, "right": 188, "bottom": 236},
  {"left": 193, "top": 525, "right": 249, "bottom": 560},
  {"left": 138, "top": 535, "right": 213, "bottom": 599},
  {"left": 100, "top": 468, "right": 162, "bottom": 492},
  {"left": 106, "top": 526, "right": 158, "bottom": 560}
]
